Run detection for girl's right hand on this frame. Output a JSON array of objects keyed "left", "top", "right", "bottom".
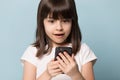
[{"left": 46, "top": 59, "right": 63, "bottom": 77}]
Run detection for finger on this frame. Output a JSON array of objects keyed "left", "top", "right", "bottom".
[
  {"left": 53, "top": 68, "right": 62, "bottom": 73},
  {"left": 63, "top": 52, "right": 73, "bottom": 62},
  {"left": 51, "top": 64, "right": 59, "bottom": 69},
  {"left": 49, "top": 68, "right": 62, "bottom": 77},
  {"left": 57, "top": 61, "right": 65, "bottom": 72},
  {"left": 59, "top": 53, "right": 70, "bottom": 64},
  {"left": 52, "top": 70, "right": 63, "bottom": 77},
  {"left": 47, "top": 60, "right": 59, "bottom": 70},
  {"left": 50, "top": 61, "right": 60, "bottom": 69},
  {"left": 56, "top": 56, "right": 66, "bottom": 68}
]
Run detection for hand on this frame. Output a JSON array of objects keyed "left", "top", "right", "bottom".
[
  {"left": 46, "top": 59, "right": 63, "bottom": 77},
  {"left": 56, "top": 52, "right": 80, "bottom": 77}
]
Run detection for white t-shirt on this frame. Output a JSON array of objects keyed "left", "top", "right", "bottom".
[{"left": 21, "top": 43, "right": 97, "bottom": 80}]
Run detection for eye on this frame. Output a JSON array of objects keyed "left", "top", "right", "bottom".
[
  {"left": 48, "top": 19, "right": 55, "bottom": 23},
  {"left": 62, "top": 19, "right": 71, "bottom": 23}
]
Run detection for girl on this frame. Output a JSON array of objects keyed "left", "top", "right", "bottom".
[{"left": 21, "top": 0, "right": 97, "bottom": 80}]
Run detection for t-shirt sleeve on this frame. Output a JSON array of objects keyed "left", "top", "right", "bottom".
[
  {"left": 81, "top": 43, "right": 97, "bottom": 65},
  {"left": 21, "top": 45, "right": 38, "bottom": 67}
]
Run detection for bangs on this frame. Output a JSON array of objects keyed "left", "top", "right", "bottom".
[
  {"left": 48, "top": 9, "right": 72, "bottom": 19},
  {"left": 43, "top": 0, "right": 73, "bottom": 19}
]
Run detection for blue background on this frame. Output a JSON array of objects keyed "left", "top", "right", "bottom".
[{"left": 0, "top": 0, "right": 120, "bottom": 80}]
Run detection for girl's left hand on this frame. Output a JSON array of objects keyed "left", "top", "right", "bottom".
[{"left": 56, "top": 52, "right": 79, "bottom": 77}]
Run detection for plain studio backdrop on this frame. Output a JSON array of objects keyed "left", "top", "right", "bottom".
[{"left": 0, "top": 0, "right": 120, "bottom": 80}]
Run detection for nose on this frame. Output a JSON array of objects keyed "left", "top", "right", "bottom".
[{"left": 56, "top": 20, "right": 63, "bottom": 31}]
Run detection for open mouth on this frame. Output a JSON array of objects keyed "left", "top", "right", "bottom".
[
  {"left": 54, "top": 34, "right": 64, "bottom": 36},
  {"left": 54, "top": 33, "right": 65, "bottom": 38}
]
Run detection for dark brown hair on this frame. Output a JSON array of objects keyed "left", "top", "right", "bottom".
[{"left": 33, "top": 0, "right": 82, "bottom": 58}]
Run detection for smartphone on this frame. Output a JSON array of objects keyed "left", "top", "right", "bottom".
[{"left": 54, "top": 47, "right": 72, "bottom": 60}]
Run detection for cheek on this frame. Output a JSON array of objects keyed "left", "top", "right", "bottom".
[
  {"left": 68, "top": 28, "right": 72, "bottom": 35},
  {"left": 44, "top": 26, "right": 54, "bottom": 37},
  {"left": 65, "top": 25, "right": 72, "bottom": 34},
  {"left": 44, "top": 23, "right": 52, "bottom": 35},
  {"left": 44, "top": 27, "right": 51, "bottom": 35}
]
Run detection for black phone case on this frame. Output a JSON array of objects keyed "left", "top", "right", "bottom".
[{"left": 54, "top": 47, "right": 72, "bottom": 60}]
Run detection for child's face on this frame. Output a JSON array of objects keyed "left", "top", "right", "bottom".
[{"left": 43, "top": 15, "right": 72, "bottom": 47}]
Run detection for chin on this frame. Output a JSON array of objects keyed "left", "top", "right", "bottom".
[{"left": 54, "top": 40, "right": 67, "bottom": 45}]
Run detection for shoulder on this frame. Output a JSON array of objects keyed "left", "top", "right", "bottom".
[
  {"left": 22, "top": 45, "right": 38, "bottom": 58},
  {"left": 80, "top": 43, "right": 90, "bottom": 51},
  {"left": 21, "top": 45, "right": 38, "bottom": 66},
  {"left": 76, "top": 43, "right": 97, "bottom": 65},
  {"left": 80, "top": 43, "right": 90, "bottom": 50},
  {"left": 79, "top": 43, "right": 95, "bottom": 55},
  {"left": 25, "top": 45, "right": 37, "bottom": 52}
]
